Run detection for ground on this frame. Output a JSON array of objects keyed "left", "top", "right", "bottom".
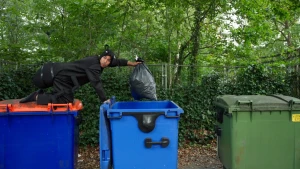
[{"left": 77, "top": 141, "right": 223, "bottom": 169}]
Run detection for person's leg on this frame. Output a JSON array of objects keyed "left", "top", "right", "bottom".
[
  {"left": 36, "top": 73, "right": 74, "bottom": 105},
  {"left": 53, "top": 92, "right": 74, "bottom": 104},
  {"left": 20, "top": 71, "right": 75, "bottom": 104},
  {"left": 36, "top": 92, "right": 54, "bottom": 105},
  {"left": 52, "top": 73, "right": 74, "bottom": 103},
  {"left": 19, "top": 66, "right": 46, "bottom": 103},
  {"left": 19, "top": 89, "right": 44, "bottom": 103},
  {"left": 32, "top": 66, "right": 47, "bottom": 89}
]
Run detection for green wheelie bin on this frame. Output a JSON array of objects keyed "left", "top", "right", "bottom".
[{"left": 214, "top": 95, "right": 300, "bottom": 169}]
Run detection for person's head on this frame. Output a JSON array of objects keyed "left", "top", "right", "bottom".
[
  {"left": 100, "top": 55, "right": 113, "bottom": 68},
  {"left": 99, "top": 48, "right": 115, "bottom": 68}
]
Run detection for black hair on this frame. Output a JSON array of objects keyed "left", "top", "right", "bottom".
[{"left": 99, "top": 45, "right": 116, "bottom": 65}]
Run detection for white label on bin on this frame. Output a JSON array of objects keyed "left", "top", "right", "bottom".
[{"left": 292, "top": 114, "right": 300, "bottom": 122}]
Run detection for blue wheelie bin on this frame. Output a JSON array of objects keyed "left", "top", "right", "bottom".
[
  {"left": 99, "top": 98, "right": 183, "bottom": 169},
  {"left": 0, "top": 99, "right": 83, "bottom": 169}
]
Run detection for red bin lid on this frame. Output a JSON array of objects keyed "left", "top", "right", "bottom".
[{"left": 0, "top": 99, "right": 83, "bottom": 113}]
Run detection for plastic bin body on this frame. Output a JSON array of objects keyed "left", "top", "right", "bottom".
[
  {"left": 99, "top": 103, "right": 112, "bottom": 169},
  {"left": 214, "top": 95, "right": 300, "bottom": 169},
  {"left": 100, "top": 100, "right": 183, "bottom": 169},
  {"left": 0, "top": 99, "right": 82, "bottom": 169}
]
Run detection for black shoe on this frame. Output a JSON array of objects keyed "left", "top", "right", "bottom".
[
  {"left": 37, "top": 89, "right": 44, "bottom": 94},
  {"left": 19, "top": 89, "right": 43, "bottom": 103}
]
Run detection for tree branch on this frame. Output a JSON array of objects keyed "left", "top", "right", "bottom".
[
  {"left": 186, "top": 7, "right": 193, "bottom": 29},
  {"left": 199, "top": 43, "right": 219, "bottom": 50},
  {"left": 117, "top": 3, "right": 130, "bottom": 57},
  {"left": 198, "top": 52, "right": 212, "bottom": 55},
  {"left": 199, "top": 1, "right": 216, "bottom": 22},
  {"left": 184, "top": 52, "right": 191, "bottom": 60},
  {"left": 261, "top": 38, "right": 287, "bottom": 49},
  {"left": 273, "top": 19, "right": 289, "bottom": 43}
]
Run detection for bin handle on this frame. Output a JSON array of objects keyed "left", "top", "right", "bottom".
[
  {"left": 144, "top": 137, "right": 169, "bottom": 148},
  {"left": 107, "top": 111, "right": 122, "bottom": 119},
  {"left": 50, "top": 103, "right": 70, "bottom": 112},
  {"left": 237, "top": 100, "right": 253, "bottom": 105},
  {"left": 165, "top": 110, "right": 180, "bottom": 118},
  {"left": 0, "top": 104, "right": 11, "bottom": 113},
  {"left": 237, "top": 100, "right": 253, "bottom": 111},
  {"left": 0, "top": 104, "right": 8, "bottom": 112}
]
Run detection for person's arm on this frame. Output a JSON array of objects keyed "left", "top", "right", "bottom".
[
  {"left": 110, "top": 58, "right": 128, "bottom": 67},
  {"left": 86, "top": 66, "right": 107, "bottom": 102},
  {"left": 110, "top": 58, "right": 142, "bottom": 67}
]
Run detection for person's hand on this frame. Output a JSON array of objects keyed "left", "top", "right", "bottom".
[
  {"left": 128, "top": 61, "right": 142, "bottom": 66},
  {"left": 104, "top": 99, "right": 111, "bottom": 104},
  {"left": 133, "top": 62, "right": 142, "bottom": 66}
]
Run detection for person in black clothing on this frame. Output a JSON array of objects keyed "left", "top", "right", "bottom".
[{"left": 19, "top": 48, "right": 141, "bottom": 105}]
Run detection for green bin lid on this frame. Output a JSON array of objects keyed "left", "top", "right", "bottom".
[{"left": 214, "top": 95, "right": 300, "bottom": 112}]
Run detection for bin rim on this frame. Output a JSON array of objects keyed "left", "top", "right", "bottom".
[
  {"left": 214, "top": 94, "right": 300, "bottom": 112},
  {"left": 0, "top": 99, "right": 83, "bottom": 113},
  {"left": 108, "top": 100, "right": 183, "bottom": 112}
]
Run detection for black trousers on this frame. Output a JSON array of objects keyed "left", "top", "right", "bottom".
[{"left": 33, "top": 70, "right": 74, "bottom": 105}]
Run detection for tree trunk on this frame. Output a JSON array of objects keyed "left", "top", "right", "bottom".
[
  {"left": 173, "top": 40, "right": 190, "bottom": 84},
  {"left": 173, "top": 1, "right": 215, "bottom": 85},
  {"left": 188, "top": 5, "right": 201, "bottom": 84}
]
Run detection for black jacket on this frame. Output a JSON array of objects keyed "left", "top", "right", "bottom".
[{"left": 52, "top": 56, "right": 128, "bottom": 102}]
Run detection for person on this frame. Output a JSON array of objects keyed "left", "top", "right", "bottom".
[{"left": 19, "top": 46, "right": 141, "bottom": 105}]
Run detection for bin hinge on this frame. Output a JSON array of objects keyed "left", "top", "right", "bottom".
[
  {"left": 289, "top": 100, "right": 300, "bottom": 110},
  {"left": 101, "top": 150, "right": 110, "bottom": 161},
  {"left": 214, "top": 125, "right": 222, "bottom": 137}
]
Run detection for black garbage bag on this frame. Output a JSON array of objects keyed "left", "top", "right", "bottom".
[{"left": 129, "top": 58, "right": 157, "bottom": 100}]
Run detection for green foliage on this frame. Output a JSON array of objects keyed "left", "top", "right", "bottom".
[
  {"left": 0, "top": 73, "right": 22, "bottom": 100},
  {"left": 75, "top": 85, "right": 100, "bottom": 146},
  {"left": 221, "top": 65, "right": 291, "bottom": 96},
  {"left": 1, "top": 0, "right": 299, "bottom": 68},
  {"left": 169, "top": 74, "right": 222, "bottom": 146},
  {"left": 229, "top": 0, "right": 300, "bottom": 63},
  {"left": 102, "top": 68, "right": 133, "bottom": 101},
  {"left": 0, "top": 64, "right": 40, "bottom": 100}
]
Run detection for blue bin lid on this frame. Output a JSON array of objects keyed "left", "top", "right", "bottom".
[
  {"left": 110, "top": 100, "right": 181, "bottom": 109},
  {"left": 106, "top": 101, "right": 184, "bottom": 134},
  {"left": 0, "top": 99, "right": 83, "bottom": 113},
  {"left": 107, "top": 100, "right": 184, "bottom": 119}
]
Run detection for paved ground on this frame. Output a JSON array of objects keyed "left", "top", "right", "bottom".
[
  {"left": 78, "top": 144, "right": 223, "bottom": 169},
  {"left": 178, "top": 155, "right": 222, "bottom": 169},
  {"left": 177, "top": 144, "right": 223, "bottom": 169}
]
